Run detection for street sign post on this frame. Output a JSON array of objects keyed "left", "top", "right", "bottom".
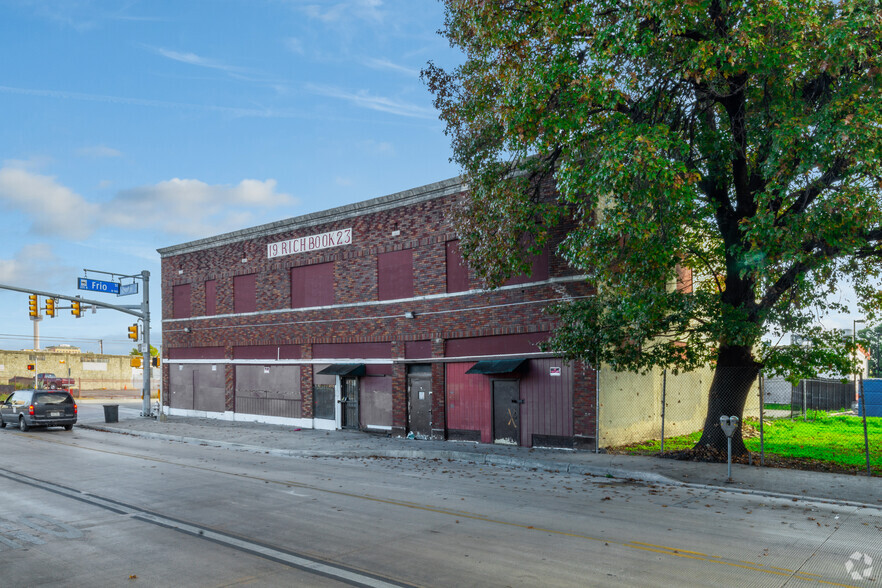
[{"left": 78, "top": 278, "right": 120, "bottom": 295}]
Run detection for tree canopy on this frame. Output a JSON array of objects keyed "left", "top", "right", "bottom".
[{"left": 424, "top": 0, "right": 882, "bottom": 453}]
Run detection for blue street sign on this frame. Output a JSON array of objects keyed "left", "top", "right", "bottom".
[
  {"left": 118, "top": 282, "right": 139, "bottom": 297},
  {"left": 78, "top": 278, "right": 120, "bottom": 294}
]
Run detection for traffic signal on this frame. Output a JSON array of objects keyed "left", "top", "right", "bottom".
[
  {"left": 128, "top": 323, "right": 139, "bottom": 341},
  {"left": 26, "top": 363, "right": 35, "bottom": 371},
  {"left": 130, "top": 356, "right": 142, "bottom": 368},
  {"left": 45, "top": 298, "right": 56, "bottom": 318},
  {"left": 151, "top": 356, "right": 161, "bottom": 367},
  {"left": 28, "top": 294, "right": 38, "bottom": 317},
  {"left": 71, "top": 300, "right": 82, "bottom": 317}
]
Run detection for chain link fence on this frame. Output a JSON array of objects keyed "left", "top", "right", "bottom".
[{"left": 599, "top": 367, "right": 880, "bottom": 476}]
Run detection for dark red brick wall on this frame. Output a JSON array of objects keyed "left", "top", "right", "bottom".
[{"left": 160, "top": 185, "right": 595, "bottom": 439}]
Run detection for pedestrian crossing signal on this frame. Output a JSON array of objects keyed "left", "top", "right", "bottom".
[{"left": 26, "top": 363, "right": 35, "bottom": 371}]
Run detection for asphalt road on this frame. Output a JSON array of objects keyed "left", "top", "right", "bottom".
[{"left": 0, "top": 421, "right": 879, "bottom": 587}]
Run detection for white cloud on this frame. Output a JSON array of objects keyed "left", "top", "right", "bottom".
[
  {"left": 0, "top": 166, "right": 299, "bottom": 240},
  {"left": 0, "top": 167, "right": 98, "bottom": 240},
  {"left": 303, "top": 0, "right": 385, "bottom": 24},
  {"left": 305, "top": 84, "right": 435, "bottom": 119},
  {"left": 76, "top": 145, "right": 122, "bottom": 158},
  {"left": 0, "top": 244, "right": 68, "bottom": 285},
  {"left": 103, "top": 178, "right": 299, "bottom": 237},
  {"left": 362, "top": 57, "right": 419, "bottom": 77},
  {"left": 358, "top": 139, "right": 395, "bottom": 156},
  {"left": 153, "top": 47, "right": 250, "bottom": 75},
  {"left": 284, "top": 37, "right": 305, "bottom": 55}
]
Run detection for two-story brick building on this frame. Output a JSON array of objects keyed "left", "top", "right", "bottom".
[{"left": 157, "top": 176, "right": 597, "bottom": 448}]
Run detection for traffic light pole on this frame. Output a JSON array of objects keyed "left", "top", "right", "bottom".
[
  {"left": 0, "top": 271, "right": 154, "bottom": 417},
  {"left": 140, "top": 271, "right": 151, "bottom": 418}
]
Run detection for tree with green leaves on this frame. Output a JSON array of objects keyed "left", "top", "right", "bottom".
[
  {"left": 130, "top": 345, "right": 159, "bottom": 358},
  {"left": 424, "top": 0, "right": 882, "bottom": 456}
]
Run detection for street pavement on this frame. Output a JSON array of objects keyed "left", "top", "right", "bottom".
[{"left": 79, "top": 410, "right": 881, "bottom": 509}]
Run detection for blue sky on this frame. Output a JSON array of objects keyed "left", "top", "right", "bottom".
[{"left": 0, "top": 0, "right": 462, "bottom": 355}]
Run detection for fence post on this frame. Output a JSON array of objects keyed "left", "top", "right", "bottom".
[
  {"left": 759, "top": 371, "right": 765, "bottom": 467},
  {"left": 803, "top": 380, "right": 808, "bottom": 421},
  {"left": 660, "top": 368, "right": 667, "bottom": 454},
  {"left": 859, "top": 374, "right": 871, "bottom": 476}
]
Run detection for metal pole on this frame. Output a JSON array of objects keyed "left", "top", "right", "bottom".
[
  {"left": 759, "top": 371, "right": 765, "bottom": 466},
  {"left": 727, "top": 436, "right": 732, "bottom": 481},
  {"left": 141, "top": 270, "right": 151, "bottom": 418},
  {"left": 595, "top": 364, "right": 600, "bottom": 454},
  {"left": 803, "top": 380, "right": 807, "bottom": 421},
  {"left": 859, "top": 374, "right": 871, "bottom": 476},
  {"left": 660, "top": 368, "right": 667, "bottom": 454}
]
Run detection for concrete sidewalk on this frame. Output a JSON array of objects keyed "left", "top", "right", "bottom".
[{"left": 80, "top": 415, "right": 881, "bottom": 509}]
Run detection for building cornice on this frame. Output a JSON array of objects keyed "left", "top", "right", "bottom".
[{"left": 157, "top": 176, "right": 464, "bottom": 257}]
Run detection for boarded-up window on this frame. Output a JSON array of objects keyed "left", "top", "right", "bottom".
[
  {"left": 504, "top": 249, "right": 550, "bottom": 286},
  {"left": 173, "top": 284, "right": 191, "bottom": 319},
  {"left": 291, "top": 262, "right": 335, "bottom": 308},
  {"left": 233, "top": 274, "right": 257, "bottom": 313},
  {"left": 204, "top": 280, "right": 217, "bottom": 316},
  {"left": 377, "top": 249, "right": 414, "bottom": 301},
  {"left": 446, "top": 240, "right": 470, "bottom": 293}
]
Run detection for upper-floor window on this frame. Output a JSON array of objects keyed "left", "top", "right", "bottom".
[
  {"left": 172, "top": 284, "right": 192, "bottom": 319},
  {"left": 446, "top": 240, "right": 470, "bottom": 293},
  {"left": 504, "top": 249, "right": 550, "bottom": 286},
  {"left": 204, "top": 279, "right": 217, "bottom": 315},
  {"left": 377, "top": 249, "right": 414, "bottom": 301},
  {"left": 234, "top": 274, "right": 257, "bottom": 313},
  {"left": 291, "top": 262, "right": 335, "bottom": 308}
]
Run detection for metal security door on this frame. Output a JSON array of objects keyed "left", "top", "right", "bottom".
[
  {"left": 492, "top": 380, "right": 520, "bottom": 445},
  {"left": 341, "top": 377, "right": 359, "bottom": 429},
  {"left": 407, "top": 376, "right": 432, "bottom": 439}
]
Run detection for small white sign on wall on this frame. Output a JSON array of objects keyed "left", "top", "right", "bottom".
[
  {"left": 0, "top": 364, "right": 4, "bottom": 371},
  {"left": 263, "top": 366, "right": 270, "bottom": 374},
  {"left": 212, "top": 365, "right": 218, "bottom": 372},
  {"left": 549, "top": 367, "right": 562, "bottom": 377}
]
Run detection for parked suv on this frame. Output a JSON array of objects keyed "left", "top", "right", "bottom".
[{"left": 0, "top": 389, "right": 77, "bottom": 431}]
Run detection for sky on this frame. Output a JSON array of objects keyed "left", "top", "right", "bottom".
[{"left": 0, "top": 0, "right": 463, "bottom": 355}]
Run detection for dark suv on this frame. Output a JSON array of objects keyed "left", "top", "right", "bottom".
[{"left": 0, "top": 389, "right": 77, "bottom": 431}]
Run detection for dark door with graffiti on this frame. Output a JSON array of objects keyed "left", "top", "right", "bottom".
[
  {"left": 492, "top": 380, "right": 520, "bottom": 445},
  {"left": 341, "top": 377, "right": 359, "bottom": 429}
]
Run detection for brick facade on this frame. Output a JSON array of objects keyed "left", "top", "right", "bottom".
[{"left": 158, "top": 177, "right": 597, "bottom": 447}]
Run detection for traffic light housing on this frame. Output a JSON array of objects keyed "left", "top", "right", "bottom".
[
  {"left": 71, "top": 300, "right": 82, "bottom": 317},
  {"left": 45, "top": 298, "right": 56, "bottom": 318},
  {"left": 26, "top": 363, "right": 35, "bottom": 371},
  {"left": 128, "top": 323, "right": 139, "bottom": 341},
  {"left": 28, "top": 294, "right": 38, "bottom": 317},
  {"left": 130, "top": 356, "right": 142, "bottom": 368},
  {"left": 151, "top": 356, "right": 161, "bottom": 368}
]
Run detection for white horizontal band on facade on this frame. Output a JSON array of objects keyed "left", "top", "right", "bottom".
[
  {"left": 168, "top": 358, "right": 394, "bottom": 365},
  {"left": 166, "top": 352, "right": 558, "bottom": 365},
  {"left": 162, "top": 275, "right": 590, "bottom": 330}
]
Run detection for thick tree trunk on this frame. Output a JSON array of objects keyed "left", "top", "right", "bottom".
[{"left": 693, "top": 344, "right": 760, "bottom": 457}]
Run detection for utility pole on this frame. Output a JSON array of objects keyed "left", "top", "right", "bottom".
[{"left": 140, "top": 270, "right": 151, "bottom": 418}]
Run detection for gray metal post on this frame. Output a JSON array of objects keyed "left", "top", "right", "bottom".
[
  {"left": 859, "top": 374, "right": 871, "bottom": 476},
  {"left": 660, "top": 369, "right": 667, "bottom": 454},
  {"left": 759, "top": 371, "right": 765, "bottom": 466},
  {"left": 141, "top": 270, "right": 151, "bottom": 417}
]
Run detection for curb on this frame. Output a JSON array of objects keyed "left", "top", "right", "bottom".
[
  {"left": 79, "top": 424, "right": 881, "bottom": 511},
  {"left": 81, "top": 424, "right": 677, "bottom": 486}
]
